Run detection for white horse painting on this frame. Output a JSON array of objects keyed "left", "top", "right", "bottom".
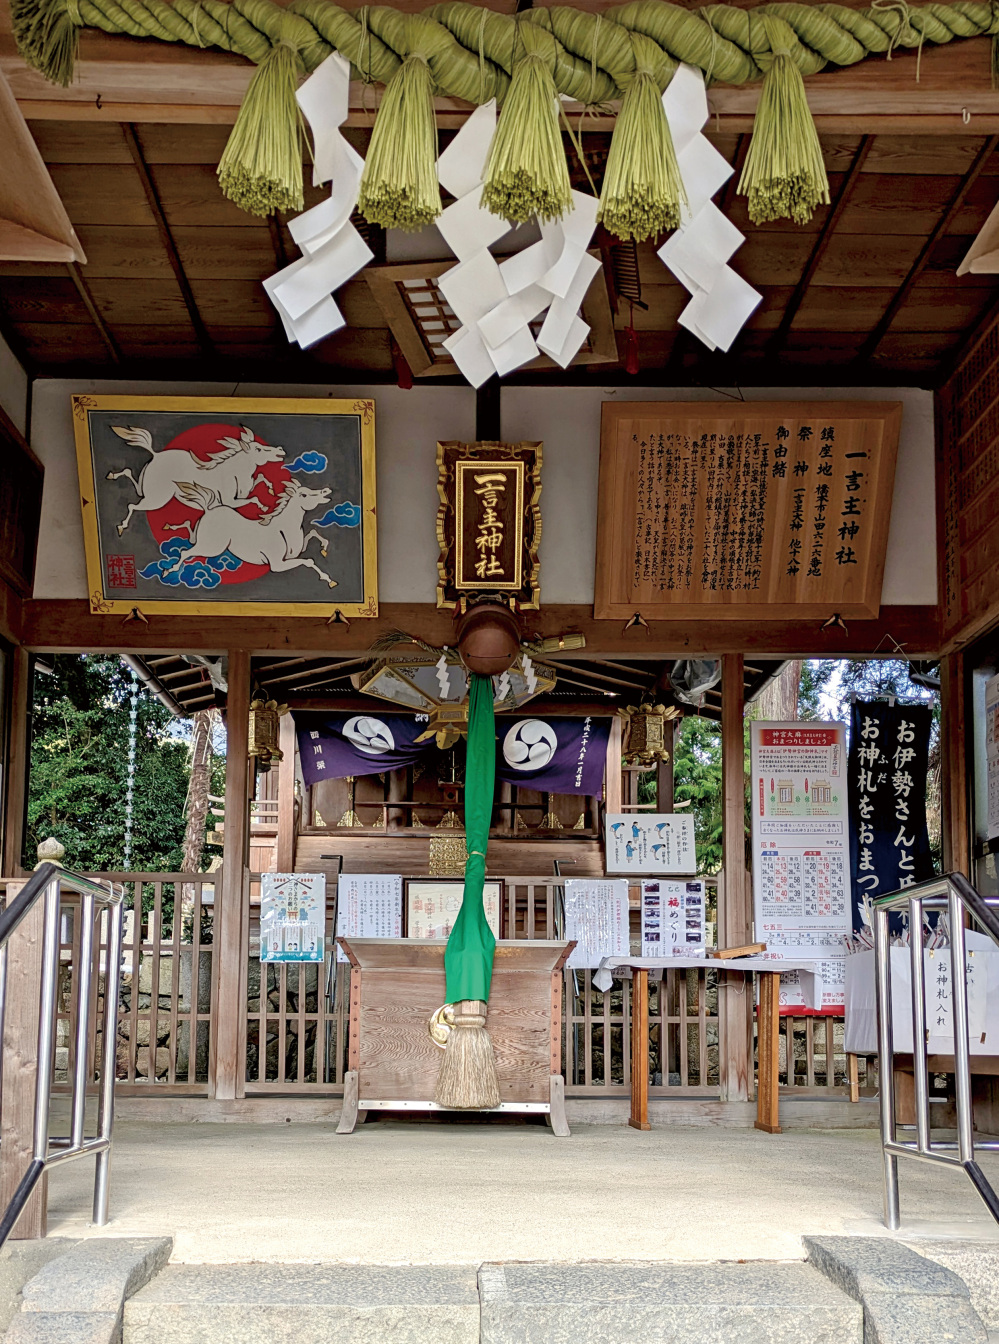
[
  {"left": 162, "top": 479, "right": 338, "bottom": 588},
  {"left": 107, "top": 425, "right": 286, "bottom": 535}
]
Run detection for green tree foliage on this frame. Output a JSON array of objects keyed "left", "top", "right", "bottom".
[
  {"left": 27, "top": 655, "right": 189, "bottom": 873},
  {"left": 673, "top": 715, "right": 724, "bottom": 873}
]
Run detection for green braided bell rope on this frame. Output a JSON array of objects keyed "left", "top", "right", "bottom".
[{"left": 11, "top": 0, "right": 999, "bottom": 228}]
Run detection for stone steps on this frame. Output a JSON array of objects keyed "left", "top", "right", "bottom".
[
  {"left": 4, "top": 1234, "right": 997, "bottom": 1344},
  {"left": 122, "top": 1260, "right": 865, "bottom": 1344}
]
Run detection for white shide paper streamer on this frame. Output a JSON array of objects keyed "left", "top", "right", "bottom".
[
  {"left": 263, "top": 53, "right": 373, "bottom": 348},
  {"left": 658, "top": 64, "right": 762, "bottom": 352},
  {"left": 437, "top": 101, "right": 600, "bottom": 388}
]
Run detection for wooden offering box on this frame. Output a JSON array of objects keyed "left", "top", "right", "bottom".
[{"left": 336, "top": 938, "right": 574, "bottom": 1136}]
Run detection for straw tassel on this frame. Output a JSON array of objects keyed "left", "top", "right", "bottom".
[
  {"left": 217, "top": 43, "right": 305, "bottom": 216},
  {"left": 482, "top": 25, "right": 572, "bottom": 224},
  {"left": 433, "top": 999, "right": 500, "bottom": 1109},
  {"left": 737, "top": 16, "right": 829, "bottom": 226},
  {"left": 598, "top": 42, "right": 685, "bottom": 242},
  {"left": 358, "top": 50, "right": 441, "bottom": 230},
  {"left": 10, "top": 0, "right": 80, "bottom": 86}
]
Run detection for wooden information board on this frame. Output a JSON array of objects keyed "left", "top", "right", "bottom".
[{"left": 594, "top": 402, "right": 901, "bottom": 620}]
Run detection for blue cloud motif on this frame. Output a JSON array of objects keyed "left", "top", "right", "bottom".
[
  {"left": 285, "top": 451, "right": 328, "bottom": 474},
  {"left": 314, "top": 501, "right": 361, "bottom": 529},
  {"left": 160, "top": 536, "right": 194, "bottom": 559},
  {"left": 139, "top": 539, "right": 226, "bottom": 589},
  {"left": 208, "top": 550, "right": 242, "bottom": 572}
]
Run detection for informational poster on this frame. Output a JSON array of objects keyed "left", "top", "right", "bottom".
[
  {"left": 563, "top": 879, "right": 631, "bottom": 970},
  {"left": 605, "top": 814, "right": 696, "bottom": 874},
  {"left": 751, "top": 722, "right": 850, "bottom": 1010},
  {"left": 641, "top": 880, "right": 706, "bottom": 957},
  {"left": 334, "top": 874, "right": 403, "bottom": 962},
  {"left": 847, "top": 701, "right": 933, "bottom": 928},
  {"left": 775, "top": 958, "right": 846, "bottom": 1011},
  {"left": 986, "top": 673, "right": 999, "bottom": 841},
  {"left": 260, "top": 873, "right": 326, "bottom": 963},
  {"left": 406, "top": 881, "right": 501, "bottom": 941}
]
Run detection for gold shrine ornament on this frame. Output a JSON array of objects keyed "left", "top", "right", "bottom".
[
  {"left": 621, "top": 703, "right": 679, "bottom": 766},
  {"left": 248, "top": 698, "right": 288, "bottom": 768}
]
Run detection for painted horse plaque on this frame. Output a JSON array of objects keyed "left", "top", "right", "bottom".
[{"left": 73, "top": 395, "right": 377, "bottom": 617}]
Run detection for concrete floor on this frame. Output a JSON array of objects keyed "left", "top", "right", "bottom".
[{"left": 40, "top": 1120, "right": 999, "bottom": 1265}]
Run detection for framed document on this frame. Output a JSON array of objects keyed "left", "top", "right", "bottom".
[{"left": 406, "top": 880, "right": 502, "bottom": 940}]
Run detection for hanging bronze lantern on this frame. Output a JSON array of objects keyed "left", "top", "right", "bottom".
[
  {"left": 621, "top": 703, "right": 678, "bottom": 766},
  {"left": 248, "top": 698, "right": 288, "bottom": 770}
]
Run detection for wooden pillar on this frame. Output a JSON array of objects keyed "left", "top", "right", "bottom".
[
  {"left": 940, "top": 651, "right": 970, "bottom": 877},
  {"left": 718, "top": 653, "right": 751, "bottom": 1102},
  {"left": 275, "top": 712, "right": 296, "bottom": 872},
  {"left": 3, "top": 648, "right": 31, "bottom": 877},
  {"left": 0, "top": 880, "right": 47, "bottom": 1237},
  {"left": 210, "top": 650, "right": 251, "bottom": 1101}
]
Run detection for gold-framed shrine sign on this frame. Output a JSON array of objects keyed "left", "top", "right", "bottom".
[
  {"left": 594, "top": 402, "right": 901, "bottom": 620},
  {"left": 436, "top": 440, "right": 542, "bottom": 609}
]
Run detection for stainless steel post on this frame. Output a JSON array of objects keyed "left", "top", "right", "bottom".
[
  {"left": 949, "top": 890, "right": 975, "bottom": 1166},
  {"left": 874, "top": 901, "right": 900, "bottom": 1230},
  {"left": 93, "top": 897, "right": 124, "bottom": 1227},
  {"left": 908, "top": 897, "right": 932, "bottom": 1155},
  {"left": 32, "top": 878, "right": 62, "bottom": 1166},
  {"left": 70, "top": 893, "right": 95, "bottom": 1150}
]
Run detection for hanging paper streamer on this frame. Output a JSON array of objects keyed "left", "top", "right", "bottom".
[
  {"left": 263, "top": 53, "right": 373, "bottom": 349},
  {"left": 657, "top": 65, "right": 761, "bottom": 353},
  {"left": 436, "top": 101, "right": 600, "bottom": 388}
]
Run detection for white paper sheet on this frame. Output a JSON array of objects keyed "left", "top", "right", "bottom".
[
  {"left": 438, "top": 249, "right": 509, "bottom": 327},
  {"left": 437, "top": 99, "right": 497, "bottom": 200},
  {"left": 677, "top": 267, "right": 762, "bottom": 352},
  {"left": 564, "top": 879, "right": 631, "bottom": 970},
  {"left": 442, "top": 323, "right": 496, "bottom": 388},
  {"left": 437, "top": 184, "right": 511, "bottom": 263},
  {"left": 335, "top": 873, "right": 403, "bottom": 962},
  {"left": 537, "top": 312, "right": 589, "bottom": 367},
  {"left": 272, "top": 226, "right": 373, "bottom": 322},
  {"left": 477, "top": 284, "right": 550, "bottom": 350}
]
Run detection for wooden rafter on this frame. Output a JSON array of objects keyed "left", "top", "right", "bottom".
[
  {"left": 121, "top": 122, "right": 213, "bottom": 354},
  {"left": 767, "top": 135, "right": 873, "bottom": 358},
  {"left": 65, "top": 261, "right": 120, "bottom": 362},
  {"left": 857, "top": 133, "right": 999, "bottom": 364}
]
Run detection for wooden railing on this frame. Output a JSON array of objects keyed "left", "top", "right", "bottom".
[
  {"left": 22, "top": 871, "right": 859, "bottom": 1102},
  {"left": 81, "top": 873, "right": 215, "bottom": 1094}
]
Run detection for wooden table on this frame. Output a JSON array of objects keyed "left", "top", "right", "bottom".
[
  {"left": 337, "top": 937, "right": 575, "bottom": 1135},
  {"left": 594, "top": 956, "right": 824, "bottom": 1134}
]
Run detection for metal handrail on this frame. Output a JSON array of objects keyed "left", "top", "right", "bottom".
[
  {"left": 874, "top": 871, "right": 999, "bottom": 1230},
  {"left": 0, "top": 864, "right": 124, "bottom": 1247}
]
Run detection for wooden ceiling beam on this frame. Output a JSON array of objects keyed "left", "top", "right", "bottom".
[
  {"left": 19, "top": 599, "right": 943, "bottom": 658},
  {"left": 65, "top": 260, "right": 120, "bottom": 362},
  {"left": 767, "top": 135, "right": 873, "bottom": 358},
  {"left": 121, "top": 121, "right": 213, "bottom": 354},
  {"left": 857, "top": 132, "right": 999, "bottom": 364}
]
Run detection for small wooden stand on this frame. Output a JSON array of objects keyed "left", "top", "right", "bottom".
[
  {"left": 336, "top": 938, "right": 574, "bottom": 1136},
  {"left": 625, "top": 963, "right": 786, "bottom": 1133},
  {"left": 629, "top": 967, "right": 651, "bottom": 1131},
  {"left": 754, "top": 971, "right": 782, "bottom": 1134}
]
